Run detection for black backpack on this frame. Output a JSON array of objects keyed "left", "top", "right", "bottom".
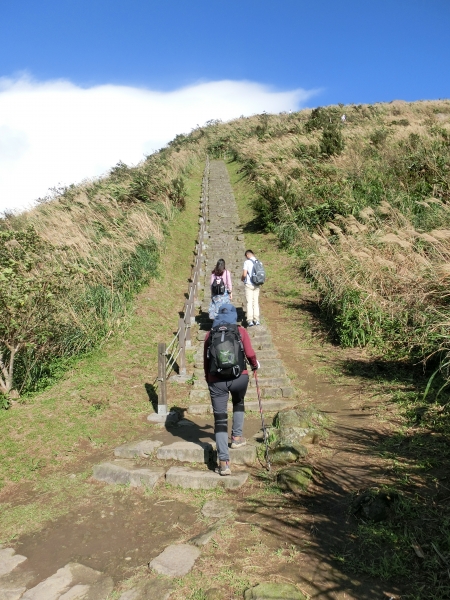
[
  {"left": 208, "top": 324, "right": 246, "bottom": 379},
  {"left": 211, "top": 276, "right": 226, "bottom": 296},
  {"left": 251, "top": 259, "right": 266, "bottom": 285}
]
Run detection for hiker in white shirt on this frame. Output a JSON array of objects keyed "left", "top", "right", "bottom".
[{"left": 241, "top": 249, "right": 261, "bottom": 327}]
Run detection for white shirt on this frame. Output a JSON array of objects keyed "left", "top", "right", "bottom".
[{"left": 243, "top": 258, "right": 255, "bottom": 284}]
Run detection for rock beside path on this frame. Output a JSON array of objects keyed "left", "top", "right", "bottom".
[
  {"left": 114, "top": 440, "right": 163, "bottom": 458},
  {"left": 277, "top": 466, "right": 313, "bottom": 494},
  {"left": 93, "top": 461, "right": 165, "bottom": 488},
  {"left": 244, "top": 582, "right": 307, "bottom": 599},
  {"left": 149, "top": 544, "right": 200, "bottom": 577}
]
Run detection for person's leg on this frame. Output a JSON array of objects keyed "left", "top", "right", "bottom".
[
  {"left": 253, "top": 286, "right": 261, "bottom": 322},
  {"left": 208, "top": 380, "right": 230, "bottom": 462},
  {"left": 229, "top": 374, "right": 249, "bottom": 444},
  {"left": 245, "top": 284, "right": 254, "bottom": 323}
]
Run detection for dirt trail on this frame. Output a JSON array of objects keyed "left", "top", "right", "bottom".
[{"left": 259, "top": 293, "right": 400, "bottom": 599}]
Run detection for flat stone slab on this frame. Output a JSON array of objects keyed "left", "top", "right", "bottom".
[
  {"left": 21, "top": 563, "right": 113, "bottom": 600},
  {"left": 0, "top": 548, "right": 27, "bottom": 577},
  {"left": 157, "top": 441, "right": 213, "bottom": 463},
  {"left": 93, "top": 461, "right": 165, "bottom": 488},
  {"left": 114, "top": 440, "right": 163, "bottom": 458},
  {"left": 147, "top": 411, "right": 179, "bottom": 425},
  {"left": 118, "top": 578, "right": 174, "bottom": 600},
  {"left": 201, "top": 499, "right": 234, "bottom": 519},
  {"left": 165, "top": 466, "right": 248, "bottom": 490},
  {"left": 189, "top": 522, "right": 223, "bottom": 547},
  {"left": 149, "top": 544, "right": 200, "bottom": 577}
]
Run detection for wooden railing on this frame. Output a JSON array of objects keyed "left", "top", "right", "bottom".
[{"left": 156, "top": 158, "right": 209, "bottom": 415}]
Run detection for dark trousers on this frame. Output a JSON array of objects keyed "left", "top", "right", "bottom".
[{"left": 208, "top": 373, "right": 249, "bottom": 461}]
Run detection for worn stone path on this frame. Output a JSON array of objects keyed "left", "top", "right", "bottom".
[{"left": 188, "top": 160, "right": 295, "bottom": 410}]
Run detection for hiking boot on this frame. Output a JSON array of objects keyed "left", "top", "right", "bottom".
[
  {"left": 231, "top": 436, "right": 247, "bottom": 449},
  {"left": 216, "top": 461, "right": 231, "bottom": 476},
  {"left": 254, "top": 320, "right": 261, "bottom": 326},
  {"left": 247, "top": 322, "right": 254, "bottom": 327}
]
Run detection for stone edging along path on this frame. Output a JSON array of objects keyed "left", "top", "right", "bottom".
[{"left": 0, "top": 161, "right": 309, "bottom": 600}]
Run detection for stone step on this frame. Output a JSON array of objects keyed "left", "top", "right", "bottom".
[
  {"left": 229, "top": 444, "right": 257, "bottom": 465},
  {"left": 187, "top": 398, "right": 296, "bottom": 415},
  {"left": 189, "top": 389, "right": 209, "bottom": 402},
  {"left": 156, "top": 441, "right": 213, "bottom": 463},
  {"left": 165, "top": 466, "right": 248, "bottom": 490},
  {"left": 257, "top": 366, "right": 286, "bottom": 377},
  {"left": 255, "top": 349, "right": 280, "bottom": 359},
  {"left": 248, "top": 376, "right": 291, "bottom": 388},
  {"left": 189, "top": 378, "right": 293, "bottom": 400},
  {"left": 93, "top": 460, "right": 165, "bottom": 488},
  {"left": 20, "top": 563, "right": 113, "bottom": 600},
  {"left": 114, "top": 439, "right": 163, "bottom": 458}
]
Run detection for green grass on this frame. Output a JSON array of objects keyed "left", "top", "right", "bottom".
[
  {"left": 0, "top": 160, "right": 205, "bottom": 539},
  {"left": 227, "top": 157, "right": 450, "bottom": 599}
]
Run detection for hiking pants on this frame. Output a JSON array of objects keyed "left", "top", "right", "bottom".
[
  {"left": 208, "top": 374, "right": 249, "bottom": 462},
  {"left": 245, "top": 283, "right": 260, "bottom": 322}
]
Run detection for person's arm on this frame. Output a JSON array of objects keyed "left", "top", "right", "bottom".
[
  {"left": 203, "top": 333, "right": 210, "bottom": 380},
  {"left": 239, "top": 327, "right": 258, "bottom": 370},
  {"left": 226, "top": 270, "right": 232, "bottom": 292},
  {"left": 241, "top": 268, "right": 247, "bottom": 282},
  {"left": 226, "top": 270, "right": 233, "bottom": 299}
]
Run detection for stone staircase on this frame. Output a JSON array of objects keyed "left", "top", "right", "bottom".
[
  {"left": 187, "top": 159, "right": 296, "bottom": 413},
  {"left": 90, "top": 160, "right": 299, "bottom": 493}
]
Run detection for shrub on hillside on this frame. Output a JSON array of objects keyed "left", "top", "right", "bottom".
[
  {"left": 0, "top": 145, "right": 197, "bottom": 402},
  {"left": 320, "top": 124, "right": 345, "bottom": 156}
]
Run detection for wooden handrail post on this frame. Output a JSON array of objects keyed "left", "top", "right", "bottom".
[
  {"left": 157, "top": 342, "right": 167, "bottom": 415},
  {"left": 178, "top": 317, "right": 186, "bottom": 375}
]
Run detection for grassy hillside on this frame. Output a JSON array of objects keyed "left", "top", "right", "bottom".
[
  {"left": 190, "top": 102, "right": 450, "bottom": 366},
  {"left": 0, "top": 145, "right": 200, "bottom": 402},
  {"left": 2, "top": 99, "right": 450, "bottom": 403}
]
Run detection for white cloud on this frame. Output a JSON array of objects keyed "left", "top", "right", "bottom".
[{"left": 0, "top": 75, "right": 318, "bottom": 213}]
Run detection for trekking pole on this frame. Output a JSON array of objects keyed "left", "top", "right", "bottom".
[{"left": 253, "top": 370, "right": 271, "bottom": 472}]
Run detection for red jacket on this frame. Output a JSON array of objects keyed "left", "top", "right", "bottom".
[{"left": 204, "top": 326, "right": 258, "bottom": 383}]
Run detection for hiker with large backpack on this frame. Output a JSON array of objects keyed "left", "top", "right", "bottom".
[
  {"left": 241, "top": 249, "right": 265, "bottom": 327},
  {"left": 203, "top": 304, "right": 259, "bottom": 476},
  {"left": 208, "top": 258, "right": 233, "bottom": 320}
]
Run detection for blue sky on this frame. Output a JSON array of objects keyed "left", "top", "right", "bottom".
[{"left": 1, "top": 0, "right": 449, "bottom": 212}]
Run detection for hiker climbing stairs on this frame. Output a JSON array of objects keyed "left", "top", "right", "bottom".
[
  {"left": 91, "top": 159, "right": 300, "bottom": 494},
  {"left": 188, "top": 159, "right": 295, "bottom": 412}
]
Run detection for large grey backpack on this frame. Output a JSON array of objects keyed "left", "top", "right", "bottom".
[{"left": 251, "top": 259, "right": 266, "bottom": 285}]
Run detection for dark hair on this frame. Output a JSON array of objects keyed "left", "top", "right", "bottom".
[
  {"left": 213, "top": 258, "right": 226, "bottom": 276},
  {"left": 245, "top": 249, "right": 254, "bottom": 257}
]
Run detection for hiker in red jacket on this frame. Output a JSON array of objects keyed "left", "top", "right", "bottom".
[{"left": 204, "top": 304, "right": 259, "bottom": 476}]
